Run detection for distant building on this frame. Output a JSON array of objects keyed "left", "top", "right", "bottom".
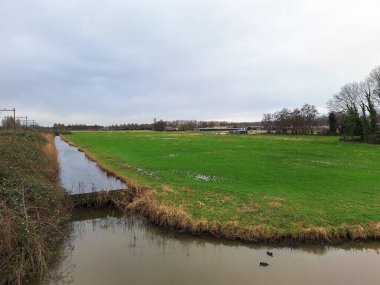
[
  {"left": 164, "top": 126, "right": 179, "bottom": 131},
  {"left": 246, "top": 125, "right": 262, "bottom": 131},
  {"left": 194, "top": 127, "right": 240, "bottom": 132},
  {"left": 193, "top": 127, "right": 248, "bottom": 134}
]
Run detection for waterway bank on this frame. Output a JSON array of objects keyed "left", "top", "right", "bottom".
[{"left": 0, "top": 131, "right": 69, "bottom": 284}]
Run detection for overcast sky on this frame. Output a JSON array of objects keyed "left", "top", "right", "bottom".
[{"left": 1, "top": 0, "right": 380, "bottom": 126}]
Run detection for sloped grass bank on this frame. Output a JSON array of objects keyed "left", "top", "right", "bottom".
[
  {"left": 63, "top": 131, "right": 380, "bottom": 244},
  {"left": 0, "top": 132, "right": 69, "bottom": 284}
]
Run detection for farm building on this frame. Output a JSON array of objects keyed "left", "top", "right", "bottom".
[{"left": 164, "top": 126, "right": 179, "bottom": 131}]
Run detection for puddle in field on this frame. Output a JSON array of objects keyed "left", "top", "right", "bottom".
[
  {"left": 191, "top": 172, "right": 220, "bottom": 182},
  {"left": 55, "top": 136, "right": 125, "bottom": 194},
  {"left": 194, "top": 173, "right": 214, "bottom": 181}
]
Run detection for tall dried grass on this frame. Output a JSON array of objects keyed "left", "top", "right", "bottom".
[
  {"left": 41, "top": 133, "right": 60, "bottom": 183},
  {"left": 109, "top": 184, "right": 380, "bottom": 244}
]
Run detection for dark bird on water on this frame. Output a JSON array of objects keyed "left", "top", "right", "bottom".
[
  {"left": 260, "top": 262, "right": 269, "bottom": 267},
  {"left": 266, "top": 251, "right": 273, "bottom": 257}
]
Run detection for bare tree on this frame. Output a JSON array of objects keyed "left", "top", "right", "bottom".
[
  {"left": 262, "top": 105, "right": 322, "bottom": 135},
  {"left": 290, "top": 108, "right": 302, "bottom": 135},
  {"left": 1, "top": 117, "right": 21, "bottom": 129},
  {"left": 301, "top": 104, "right": 318, "bottom": 134},
  {"left": 327, "top": 82, "right": 361, "bottom": 113},
  {"left": 153, "top": 119, "right": 166, "bottom": 131},
  {"left": 272, "top": 108, "right": 292, "bottom": 134},
  {"left": 368, "top": 66, "right": 380, "bottom": 103},
  {"left": 262, "top": 113, "right": 272, "bottom": 133}
]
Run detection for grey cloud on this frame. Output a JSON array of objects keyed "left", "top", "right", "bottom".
[{"left": 1, "top": 0, "right": 380, "bottom": 125}]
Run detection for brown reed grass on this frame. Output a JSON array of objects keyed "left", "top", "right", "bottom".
[{"left": 41, "top": 133, "right": 60, "bottom": 183}]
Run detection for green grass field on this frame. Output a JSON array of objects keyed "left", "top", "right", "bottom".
[{"left": 64, "top": 131, "right": 380, "bottom": 236}]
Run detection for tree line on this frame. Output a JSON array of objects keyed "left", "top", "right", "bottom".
[
  {"left": 152, "top": 119, "right": 258, "bottom": 131},
  {"left": 327, "top": 66, "right": 380, "bottom": 143},
  {"left": 261, "top": 104, "right": 327, "bottom": 135},
  {"left": 260, "top": 66, "right": 380, "bottom": 143},
  {"left": 1, "top": 117, "right": 39, "bottom": 130},
  {"left": 52, "top": 120, "right": 261, "bottom": 132}
]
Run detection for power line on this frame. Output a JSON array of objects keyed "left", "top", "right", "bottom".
[
  {"left": 29, "top": 120, "right": 36, "bottom": 128},
  {"left": 16, "top": 116, "right": 28, "bottom": 128},
  {"left": 0, "top": 108, "right": 16, "bottom": 129}
]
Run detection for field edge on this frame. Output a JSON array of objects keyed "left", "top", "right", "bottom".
[{"left": 61, "top": 134, "right": 380, "bottom": 245}]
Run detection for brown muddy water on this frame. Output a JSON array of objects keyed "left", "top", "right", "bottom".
[
  {"left": 32, "top": 137, "right": 380, "bottom": 285},
  {"left": 30, "top": 210, "right": 380, "bottom": 285}
]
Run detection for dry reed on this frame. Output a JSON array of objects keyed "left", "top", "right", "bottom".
[{"left": 41, "top": 133, "right": 60, "bottom": 183}]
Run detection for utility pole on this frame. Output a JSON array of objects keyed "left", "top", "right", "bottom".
[
  {"left": 0, "top": 108, "right": 16, "bottom": 129},
  {"left": 30, "top": 120, "right": 35, "bottom": 129}
]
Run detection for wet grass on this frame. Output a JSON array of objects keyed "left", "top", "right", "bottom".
[
  {"left": 63, "top": 131, "right": 380, "bottom": 242},
  {"left": 0, "top": 131, "right": 69, "bottom": 284}
]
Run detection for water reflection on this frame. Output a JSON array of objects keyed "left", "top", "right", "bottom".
[
  {"left": 33, "top": 210, "right": 380, "bottom": 285},
  {"left": 55, "top": 137, "right": 125, "bottom": 194}
]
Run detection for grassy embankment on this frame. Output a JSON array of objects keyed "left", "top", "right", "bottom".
[
  {"left": 63, "top": 131, "right": 380, "bottom": 243},
  {"left": 0, "top": 131, "right": 69, "bottom": 284}
]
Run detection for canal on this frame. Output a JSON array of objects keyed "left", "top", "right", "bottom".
[{"left": 31, "top": 137, "right": 380, "bottom": 285}]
